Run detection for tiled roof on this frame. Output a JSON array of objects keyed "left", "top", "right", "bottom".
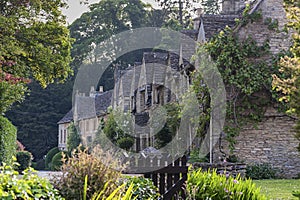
[{"left": 58, "top": 90, "right": 113, "bottom": 124}]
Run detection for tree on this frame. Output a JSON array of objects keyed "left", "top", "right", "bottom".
[
  {"left": 0, "top": 0, "right": 73, "bottom": 113},
  {"left": 69, "top": 0, "right": 156, "bottom": 66},
  {"left": 155, "top": 0, "right": 197, "bottom": 29},
  {"left": 272, "top": 0, "right": 300, "bottom": 150},
  {"left": 67, "top": 123, "right": 81, "bottom": 152},
  {"left": 6, "top": 0, "right": 157, "bottom": 162}
]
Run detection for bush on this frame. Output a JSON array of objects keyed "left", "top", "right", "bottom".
[
  {"left": 186, "top": 168, "right": 266, "bottom": 200},
  {"left": 31, "top": 158, "right": 45, "bottom": 170},
  {"left": 246, "top": 163, "right": 277, "bottom": 179},
  {"left": 16, "top": 151, "right": 32, "bottom": 171},
  {"left": 51, "top": 151, "right": 66, "bottom": 171},
  {"left": 117, "top": 137, "right": 134, "bottom": 150},
  {"left": 52, "top": 146, "right": 123, "bottom": 200},
  {"left": 124, "top": 176, "right": 160, "bottom": 199},
  {"left": 45, "top": 147, "right": 59, "bottom": 170},
  {"left": 0, "top": 116, "right": 17, "bottom": 165},
  {"left": 0, "top": 163, "right": 64, "bottom": 199}
]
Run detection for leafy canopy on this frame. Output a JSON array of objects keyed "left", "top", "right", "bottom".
[{"left": 0, "top": 0, "right": 73, "bottom": 113}]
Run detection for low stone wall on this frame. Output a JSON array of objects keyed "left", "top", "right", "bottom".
[
  {"left": 215, "top": 107, "right": 300, "bottom": 178},
  {"left": 192, "top": 162, "right": 247, "bottom": 178}
]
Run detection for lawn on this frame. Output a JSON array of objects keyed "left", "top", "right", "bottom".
[{"left": 254, "top": 179, "right": 300, "bottom": 200}]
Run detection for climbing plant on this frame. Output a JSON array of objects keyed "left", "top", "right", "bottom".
[{"left": 193, "top": 23, "right": 284, "bottom": 154}]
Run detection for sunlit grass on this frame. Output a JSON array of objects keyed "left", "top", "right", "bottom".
[{"left": 254, "top": 179, "right": 300, "bottom": 200}]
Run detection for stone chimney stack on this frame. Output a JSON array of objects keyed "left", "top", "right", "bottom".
[
  {"left": 221, "top": 0, "right": 247, "bottom": 14},
  {"left": 89, "top": 86, "right": 96, "bottom": 97},
  {"left": 193, "top": 8, "right": 203, "bottom": 30},
  {"left": 99, "top": 86, "right": 104, "bottom": 93}
]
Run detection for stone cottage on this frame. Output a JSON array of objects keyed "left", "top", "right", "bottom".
[{"left": 58, "top": 0, "right": 300, "bottom": 178}]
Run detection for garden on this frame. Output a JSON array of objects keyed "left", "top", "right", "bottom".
[{"left": 0, "top": 146, "right": 299, "bottom": 200}]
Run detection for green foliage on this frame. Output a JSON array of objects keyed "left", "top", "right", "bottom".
[
  {"left": 103, "top": 112, "right": 135, "bottom": 150},
  {"left": 154, "top": 102, "right": 181, "bottom": 148},
  {"left": 0, "top": 0, "right": 73, "bottom": 114},
  {"left": 16, "top": 151, "right": 32, "bottom": 171},
  {"left": 201, "top": 0, "right": 222, "bottom": 14},
  {"left": 124, "top": 176, "right": 160, "bottom": 199},
  {"left": 0, "top": 163, "right": 64, "bottom": 200},
  {"left": 240, "top": 8, "right": 263, "bottom": 27},
  {"left": 202, "top": 21, "right": 284, "bottom": 150},
  {"left": 51, "top": 151, "right": 66, "bottom": 171},
  {"left": 31, "top": 159, "right": 45, "bottom": 170},
  {"left": 246, "top": 163, "right": 277, "bottom": 180},
  {"left": 53, "top": 146, "right": 122, "bottom": 200},
  {"left": 264, "top": 18, "right": 279, "bottom": 30},
  {"left": 155, "top": 0, "right": 196, "bottom": 29},
  {"left": 187, "top": 168, "right": 266, "bottom": 199},
  {"left": 188, "top": 149, "right": 209, "bottom": 163},
  {"left": 70, "top": 0, "right": 155, "bottom": 65},
  {"left": 117, "top": 137, "right": 134, "bottom": 151},
  {"left": 0, "top": 116, "right": 17, "bottom": 165},
  {"left": 45, "top": 147, "right": 60, "bottom": 170},
  {"left": 206, "top": 27, "right": 270, "bottom": 95},
  {"left": 293, "top": 190, "right": 300, "bottom": 199},
  {"left": 6, "top": 80, "right": 73, "bottom": 161},
  {"left": 84, "top": 176, "right": 135, "bottom": 200},
  {"left": 67, "top": 122, "right": 81, "bottom": 152}
]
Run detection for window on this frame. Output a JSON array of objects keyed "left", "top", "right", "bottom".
[
  {"left": 140, "top": 91, "right": 145, "bottom": 110},
  {"left": 60, "top": 130, "right": 63, "bottom": 144},
  {"left": 86, "top": 120, "right": 89, "bottom": 132},
  {"left": 157, "top": 86, "right": 164, "bottom": 105},
  {"left": 94, "top": 119, "right": 97, "bottom": 130},
  {"left": 87, "top": 136, "right": 92, "bottom": 144},
  {"left": 63, "top": 130, "right": 67, "bottom": 144}
]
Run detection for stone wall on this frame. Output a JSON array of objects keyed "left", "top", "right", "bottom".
[
  {"left": 238, "top": 0, "right": 291, "bottom": 55},
  {"left": 215, "top": 107, "right": 300, "bottom": 178}
]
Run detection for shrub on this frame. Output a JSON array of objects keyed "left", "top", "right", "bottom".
[
  {"left": 51, "top": 151, "right": 66, "bottom": 171},
  {"left": 45, "top": 147, "right": 59, "bottom": 170},
  {"left": 246, "top": 163, "right": 277, "bottom": 179},
  {"left": 16, "top": 151, "right": 33, "bottom": 171},
  {"left": 124, "top": 176, "right": 160, "bottom": 199},
  {"left": 117, "top": 137, "right": 134, "bottom": 150},
  {"left": 188, "top": 149, "right": 208, "bottom": 163},
  {"left": 52, "top": 146, "right": 123, "bottom": 200},
  {"left": 83, "top": 175, "right": 134, "bottom": 200},
  {"left": 0, "top": 163, "right": 64, "bottom": 199},
  {"left": 186, "top": 168, "right": 266, "bottom": 200},
  {"left": 31, "top": 158, "right": 45, "bottom": 170},
  {"left": 0, "top": 116, "right": 17, "bottom": 165}
]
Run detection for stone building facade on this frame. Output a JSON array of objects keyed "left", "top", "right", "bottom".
[{"left": 58, "top": 0, "right": 300, "bottom": 177}]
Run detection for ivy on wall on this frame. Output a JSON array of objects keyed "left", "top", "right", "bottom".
[{"left": 193, "top": 17, "right": 286, "bottom": 156}]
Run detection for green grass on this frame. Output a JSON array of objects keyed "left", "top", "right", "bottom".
[{"left": 254, "top": 179, "right": 300, "bottom": 200}]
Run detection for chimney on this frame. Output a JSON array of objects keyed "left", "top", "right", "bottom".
[
  {"left": 89, "top": 86, "right": 96, "bottom": 97},
  {"left": 193, "top": 8, "right": 203, "bottom": 30},
  {"left": 99, "top": 86, "right": 104, "bottom": 93}
]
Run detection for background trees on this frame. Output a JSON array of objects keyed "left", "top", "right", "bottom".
[{"left": 0, "top": 0, "right": 73, "bottom": 164}]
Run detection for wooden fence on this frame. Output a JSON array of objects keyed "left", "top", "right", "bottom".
[{"left": 123, "top": 153, "right": 188, "bottom": 200}]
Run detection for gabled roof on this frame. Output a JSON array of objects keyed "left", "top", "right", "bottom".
[{"left": 58, "top": 90, "right": 113, "bottom": 124}]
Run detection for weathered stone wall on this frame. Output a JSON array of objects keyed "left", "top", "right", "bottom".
[
  {"left": 215, "top": 107, "right": 300, "bottom": 178},
  {"left": 238, "top": 0, "right": 291, "bottom": 55}
]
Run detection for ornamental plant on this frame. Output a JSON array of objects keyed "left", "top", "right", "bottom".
[
  {"left": 52, "top": 146, "right": 123, "bottom": 200},
  {"left": 124, "top": 176, "right": 160, "bottom": 199},
  {"left": 186, "top": 168, "right": 266, "bottom": 200},
  {"left": 0, "top": 163, "right": 63, "bottom": 200}
]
